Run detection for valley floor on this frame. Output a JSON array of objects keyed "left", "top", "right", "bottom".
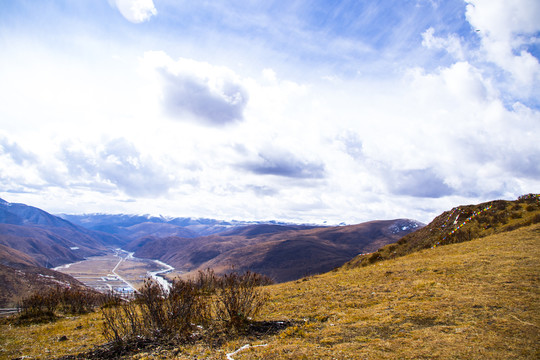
[
  {"left": 1, "top": 224, "right": 538, "bottom": 359},
  {"left": 53, "top": 249, "right": 175, "bottom": 294}
]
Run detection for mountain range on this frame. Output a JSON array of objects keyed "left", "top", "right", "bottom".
[
  {"left": 2, "top": 195, "right": 538, "bottom": 359},
  {"left": 0, "top": 194, "right": 537, "bottom": 310},
  {"left": 126, "top": 219, "right": 421, "bottom": 282},
  {"left": 0, "top": 198, "right": 129, "bottom": 307},
  {"left": 58, "top": 213, "right": 301, "bottom": 239},
  {"left": 0, "top": 197, "right": 424, "bottom": 306},
  {"left": 0, "top": 198, "right": 125, "bottom": 268}
]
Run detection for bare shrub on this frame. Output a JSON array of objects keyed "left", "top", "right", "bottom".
[
  {"left": 137, "top": 279, "right": 167, "bottom": 337},
  {"left": 138, "top": 278, "right": 210, "bottom": 341},
  {"left": 55, "top": 287, "right": 103, "bottom": 314},
  {"left": 16, "top": 286, "right": 105, "bottom": 324},
  {"left": 194, "top": 268, "right": 219, "bottom": 295},
  {"left": 101, "top": 270, "right": 272, "bottom": 345},
  {"left": 214, "top": 271, "right": 271, "bottom": 330},
  {"left": 100, "top": 290, "right": 125, "bottom": 309},
  {"left": 17, "top": 291, "right": 58, "bottom": 323},
  {"left": 102, "top": 278, "right": 212, "bottom": 343},
  {"left": 102, "top": 300, "right": 143, "bottom": 343}
]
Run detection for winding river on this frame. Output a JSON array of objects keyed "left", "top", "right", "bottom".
[{"left": 53, "top": 249, "right": 176, "bottom": 294}]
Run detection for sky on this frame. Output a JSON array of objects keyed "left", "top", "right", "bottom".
[{"left": 0, "top": 0, "right": 539, "bottom": 225}]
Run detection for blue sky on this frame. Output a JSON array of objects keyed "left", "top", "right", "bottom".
[{"left": 0, "top": 0, "right": 539, "bottom": 224}]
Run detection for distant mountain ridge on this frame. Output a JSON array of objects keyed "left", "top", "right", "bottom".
[
  {"left": 59, "top": 213, "right": 321, "bottom": 240},
  {"left": 0, "top": 198, "right": 125, "bottom": 268},
  {"left": 126, "top": 219, "right": 423, "bottom": 282},
  {"left": 0, "top": 198, "right": 121, "bottom": 307},
  {"left": 0, "top": 197, "right": 424, "bottom": 285}
]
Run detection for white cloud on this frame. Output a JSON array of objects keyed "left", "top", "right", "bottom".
[
  {"left": 465, "top": 0, "right": 540, "bottom": 96},
  {"left": 141, "top": 51, "right": 249, "bottom": 126},
  {"left": 60, "top": 138, "right": 177, "bottom": 197},
  {"left": 465, "top": 0, "right": 540, "bottom": 41},
  {"left": 111, "top": 0, "right": 157, "bottom": 23},
  {"left": 238, "top": 147, "right": 326, "bottom": 179},
  {"left": 1, "top": 1, "right": 539, "bottom": 225},
  {"left": 0, "top": 136, "right": 37, "bottom": 165},
  {"left": 422, "top": 27, "right": 465, "bottom": 60}
]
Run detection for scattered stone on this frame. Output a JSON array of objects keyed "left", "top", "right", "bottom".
[{"left": 58, "top": 335, "right": 68, "bottom": 341}]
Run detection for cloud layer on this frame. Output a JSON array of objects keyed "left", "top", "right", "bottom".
[
  {"left": 60, "top": 138, "right": 177, "bottom": 197},
  {"left": 112, "top": 0, "right": 157, "bottom": 23},
  {"left": 142, "top": 52, "right": 249, "bottom": 126},
  {"left": 0, "top": 0, "right": 538, "bottom": 224},
  {"left": 240, "top": 149, "right": 326, "bottom": 179}
]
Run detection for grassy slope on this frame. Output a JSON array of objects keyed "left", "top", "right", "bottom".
[
  {"left": 251, "top": 223, "right": 539, "bottom": 360},
  {"left": 344, "top": 195, "right": 540, "bottom": 269},
  {"left": 1, "top": 224, "right": 538, "bottom": 359}
]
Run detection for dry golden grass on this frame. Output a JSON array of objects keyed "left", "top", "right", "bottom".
[
  {"left": 0, "top": 311, "right": 104, "bottom": 359},
  {"left": 249, "top": 223, "right": 539, "bottom": 360},
  {"left": 1, "top": 224, "right": 538, "bottom": 359}
]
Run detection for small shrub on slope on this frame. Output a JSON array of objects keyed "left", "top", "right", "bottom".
[
  {"left": 16, "top": 286, "right": 105, "bottom": 324},
  {"left": 101, "top": 270, "right": 272, "bottom": 347},
  {"left": 214, "top": 270, "right": 271, "bottom": 331}
]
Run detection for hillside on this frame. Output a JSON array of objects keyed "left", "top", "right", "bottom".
[
  {"left": 344, "top": 194, "right": 540, "bottom": 269},
  {"left": 0, "top": 243, "right": 41, "bottom": 268},
  {"left": 0, "top": 238, "right": 95, "bottom": 308},
  {"left": 1, "top": 222, "right": 538, "bottom": 359},
  {"left": 0, "top": 263, "right": 89, "bottom": 308},
  {"left": 0, "top": 224, "right": 106, "bottom": 268},
  {"left": 127, "top": 219, "right": 422, "bottom": 282},
  {"left": 0, "top": 198, "right": 126, "bottom": 268},
  {"left": 0, "top": 198, "right": 129, "bottom": 308}
]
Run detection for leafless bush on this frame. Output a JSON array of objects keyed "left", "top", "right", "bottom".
[
  {"left": 16, "top": 286, "right": 105, "bottom": 324},
  {"left": 214, "top": 271, "right": 271, "bottom": 330},
  {"left": 56, "top": 287, "right": 104, "bottom": 314},
  {"left": 101, "top": 270, "right": 272, "bottom": 345},
  {"left": 166, "top": 279, "right": 211, "bottom": 337},
  {"left": 102, "top": 299, "right": 143, "bottom": 343},
  {"left": 100, "top": 290, "right": 125, "bottom": 308},
  {"left": 102, "top": 278, "right": 211, "bottom": 343},
  {"left": 194, "top": 268, "right": 220, "bottom": 295},
  {"left": 17, "top": 291, "right": 58, "bottom": 323}
]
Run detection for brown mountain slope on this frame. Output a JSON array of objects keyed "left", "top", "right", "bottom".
[
  {"left": 0, "top": 244, "right": 41, "bottom": 268},
  {"left": 2, "top": 221, "right": 538, "bottom": 359},
  {"left": 344, "top": 193, "right": 540, "bottom": 269},
  {"left": 0, "top": 224, "right": 106, "bottom": 268},
  {"left": 128, "top": 219, "right": 423, "bottom": 282},
  {"left": 0, "top": 198, "right": 127, "bottom": 269},
  {"left": 0, "top": 263, "right": 89, "bottom": 308},
  {"left": 197, "top": 221, "right": 421, "bottom": 282}
]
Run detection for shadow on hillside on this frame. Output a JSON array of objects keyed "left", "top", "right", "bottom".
[{"left": 53, "top": 320, "right": 297, "bottom": 360}]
